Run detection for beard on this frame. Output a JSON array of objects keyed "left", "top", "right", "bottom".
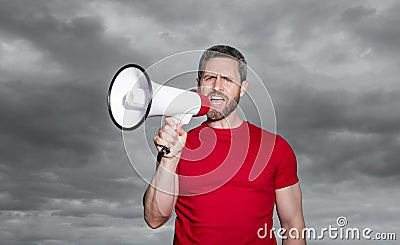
[{"left": 206, "top": 90, "right": 240, "bottom": 121}]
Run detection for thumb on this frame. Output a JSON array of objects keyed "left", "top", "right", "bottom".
[{"left": 176, "top": 122, "right": 186, "bottom": 136}]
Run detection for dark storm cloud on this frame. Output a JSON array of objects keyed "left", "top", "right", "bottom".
[
  {"left": 340, "top": 5, "right": 376, "bottom": 23},
  {"left": 0, "top": 0, "right": 148, "bottom": 217},
  {"left": 0, "top": 76, "right": 144, "bottom": 209},
  {"left": 0, "top": 80, "right": 104, "bottom": 159},
  {"left": 0, "top": 0, "right": 147, "bottom": 80},
  {"left": 347, "top": 2, "right": 400, "bottom": 56},
  {"left": 275, "top": 85, "right": 400, "bottom": 182},
  {"left": 277, "top": 86, "right": 400, "bottom": 134}
]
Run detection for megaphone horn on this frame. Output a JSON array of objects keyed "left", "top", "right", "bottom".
[{"left": 107, "top": 64, "right": 210, "bottom": 131}]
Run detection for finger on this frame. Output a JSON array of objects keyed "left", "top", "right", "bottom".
[
  {"left": 164, "top": 116, "right": 177, "bottom": 129},
  {"left": 158, "top": 125, "right": 178, "bottom": 142},
  {"left": 158, "top": 124, "right": 177, "bottom": 137},
  {"left": 176, "top": 122, "right": 187, "bottom": 137},
  {"left": 159, "top": 131, "right": 177, "bottom": 144},
  {"left": 154, "top": 136, "right": 172, "bottom": 148},
  {"left": 163, "top": 124, "right": 179, "bottom": 138},
  {"left": 154, "top": 131, "right": 175, "bottom": 158}
]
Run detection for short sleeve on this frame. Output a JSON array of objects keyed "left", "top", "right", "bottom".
[{"left": 274, "top": 136, "right": 299, "bottom": 189}]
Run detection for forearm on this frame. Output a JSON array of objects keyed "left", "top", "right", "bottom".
[
  {"left": 281, "top": 216, "right": 306, "bottom": 245},
  {"left": 143, "top": 156, "right": 179, "bottom": 228}
]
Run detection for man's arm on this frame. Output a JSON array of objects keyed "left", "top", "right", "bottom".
[
  {"left": 143, "top": 156, "right": 179, "bottom": 228},
  {"left": 275, "top": 183, "right": 306, "bottom": 245},
  {"left": 143, "top": 117, "right": 187, "bottom": 229}
]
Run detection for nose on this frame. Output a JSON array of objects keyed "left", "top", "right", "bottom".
[{"left": 212, "top": 74, "right": 224, "bottom": 91}]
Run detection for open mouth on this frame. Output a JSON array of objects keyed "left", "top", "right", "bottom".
[{"left": 210, "top": 96, "right": 225, "bottom": 105}]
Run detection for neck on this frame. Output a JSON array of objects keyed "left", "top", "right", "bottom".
[{"left": 206, "top": 110, "right": 243, "bottom": 129}]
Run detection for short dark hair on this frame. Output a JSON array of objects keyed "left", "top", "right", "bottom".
[{"left": 198, "top": 45, "right": 247, "bottom": 83}]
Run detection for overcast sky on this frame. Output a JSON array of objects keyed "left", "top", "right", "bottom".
[{"left": 0, "top": 0, "right": 399, "bottom": 244}]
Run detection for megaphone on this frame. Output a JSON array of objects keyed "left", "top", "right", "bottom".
[{"left": 107, "top": 64, "right": 210, "bottom": 131}]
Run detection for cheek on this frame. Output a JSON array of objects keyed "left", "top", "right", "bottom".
[{"left": 199, "top": 85, "right": 212, "bottom": 95}]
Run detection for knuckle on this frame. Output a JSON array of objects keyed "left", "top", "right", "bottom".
[
  {"left": 157, "top": 138, "right": 166, "bottom": 146},
  {"left": 165, "top": 116, "right": 174, "bottom": 123},
  {"left": 164, "top": 124, "right": 173, "bottom": 132}
]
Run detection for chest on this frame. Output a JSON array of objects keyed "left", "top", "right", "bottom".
[{"left": 178, "top": 130, "right": 278, "bottom": 195}]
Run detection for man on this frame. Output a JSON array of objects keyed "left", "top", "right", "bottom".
[{"left": 143, "top": 45, "right": 306, "bottom": 244}]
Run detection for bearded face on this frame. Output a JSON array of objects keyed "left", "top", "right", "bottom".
[
  {"left": 198, "top": 57, "right": 246, "bottom": 121},
  {"left": 206, "top": 90, "right": 240, "bottom": 121}
]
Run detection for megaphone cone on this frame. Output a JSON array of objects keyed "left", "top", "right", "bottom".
[{"left": 107, "top": 64, "right": 210, "bottom": 130}]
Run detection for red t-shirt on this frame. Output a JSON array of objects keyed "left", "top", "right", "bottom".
[{"left": 174, "top": 121, "right": 299, "bottom": 244}]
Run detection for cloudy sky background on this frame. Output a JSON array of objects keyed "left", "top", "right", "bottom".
[{"left": 0, "top": 0, "right": 399, "bottom": 244}]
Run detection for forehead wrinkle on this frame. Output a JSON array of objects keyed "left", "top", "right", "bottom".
[{"left": 203, "top": 71, "right": 237, "bottom": 81}]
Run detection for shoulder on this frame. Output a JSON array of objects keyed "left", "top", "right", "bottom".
[
  {"left": 247, "top": 122, "right": 295, "bottom": 159},
  {"left": 275, "top": 135, "right": 295, "bottom": 154},
  {"left": 246, "top": 122, "right": 287, "bottom": 147},
  {"left": 246, "top": 121, "right": 274, "bottom": 137}
]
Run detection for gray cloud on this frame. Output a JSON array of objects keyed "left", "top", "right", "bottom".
[
  {"left": 340, "top": 5, "right": 377, "bottom": 23},
  {"left": 0, "top": 0, "right": 149, "bottom": 81},
  {"left": 350, "top": 3, "right": 400, "bottom": 56},
  {"left": 274, "top": 85, "right": 400, "bottom": 183}
]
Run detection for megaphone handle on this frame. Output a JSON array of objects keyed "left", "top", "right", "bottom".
[{"left": 159, "top": 146, "right": 171, "bottom": 155}]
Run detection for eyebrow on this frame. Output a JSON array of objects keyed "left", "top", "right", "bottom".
[{"left": 203, "top": 72, "right": 237, "bottom": 82}]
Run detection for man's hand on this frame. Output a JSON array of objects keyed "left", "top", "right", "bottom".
[{"left": 153, "top": 116, "right": 187, "bottom": 159}]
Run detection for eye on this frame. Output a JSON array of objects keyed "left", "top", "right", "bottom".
[
  {"left": 224, "top": 77, "right": 232, "bottom": 83},
  {"left": 204, "top": 75, "right": 216, "bottom": 82}
]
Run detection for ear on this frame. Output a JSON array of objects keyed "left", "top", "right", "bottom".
[
  {"left": 196, "top": 78, "right": 201, "bottom": 92},
  {"left": 239, "top": 80, "right": 248, "bottom": 97}
]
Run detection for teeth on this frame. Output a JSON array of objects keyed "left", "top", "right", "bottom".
[
  {"left": 210, "top": 96, "right": 224, "bottom": 100},
  {"left": 210, "top": 95, "right": 225, "bottom": 105}
]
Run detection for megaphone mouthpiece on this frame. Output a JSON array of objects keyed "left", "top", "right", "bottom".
[{"left": 195, "top": 93, "right": 211, "bottom": 117}]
